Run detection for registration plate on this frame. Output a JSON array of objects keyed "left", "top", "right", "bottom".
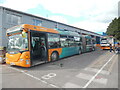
[{"left": 10, "top": 62, "right": 15, "bottom": 65}]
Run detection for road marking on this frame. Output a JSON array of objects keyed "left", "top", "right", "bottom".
[
  {"left": 76, "top": 73, "right": 107, "bottom": 85},
  {"left": 84, "top": 67, "right": 110, "bottom": 75},
  {"left": 7, "top": 66, "right": 59, "bottom": 88},
  {"left": 63, "top": 82, "right": 82, "bottom": 88},
  {"left": 41, "top": 73, "right": 56, "bottom": 80},
  {"left": 108, "top": 55, "right": 118, "bottom": 73},
  {"left": 83, "top": 54, "right": 116, "bottom": 88}
]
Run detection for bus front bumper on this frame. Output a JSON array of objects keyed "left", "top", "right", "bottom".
[
  {"left": 101, "top": 46, "right": 110, "bottom": 50},
  {"left": 6, "top": 59, "right": 31, "bottom": 67}
]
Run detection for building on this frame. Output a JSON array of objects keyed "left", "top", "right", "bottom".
[{"left": 0, "top": 6, "right": 102, "bottom": 47}]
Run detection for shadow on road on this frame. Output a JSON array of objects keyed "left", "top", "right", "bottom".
[{"left": 11, "top": 49, "right": 109, "bottom": 72}]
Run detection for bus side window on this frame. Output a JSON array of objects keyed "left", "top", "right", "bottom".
[
  {"left": 86, "top": 38, "right": 90, "bottom": 45},
  {"left": 74, "top": 37, "right": 81, "bottom": 46},
  {"left": 60, "top": 35, "right": 68, "bottom": 47},
  {"left": 48, "top": 34, "right": 60, "bottom": 48},
  {"left": 68, "top": 36, "right": 74, "bottom": 47}
]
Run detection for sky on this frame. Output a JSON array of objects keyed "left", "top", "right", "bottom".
[{"left": 0, "top": 0, "right": 119, "bottom": 34}]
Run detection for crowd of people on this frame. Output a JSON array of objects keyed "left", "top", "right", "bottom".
[{"left": 109, "top": 42, "right": 120, "bottom": 53}]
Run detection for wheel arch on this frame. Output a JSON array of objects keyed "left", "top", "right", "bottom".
[{"left": 50, "top": 51, "right": 59, "bottom": 61}]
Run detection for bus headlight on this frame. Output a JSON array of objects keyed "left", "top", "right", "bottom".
[
  {"left": 20, "top": 58, "right": 24, "bottom": 61},
  {"left": 25, "top": 55, "right": 29, "bottom": 59}
]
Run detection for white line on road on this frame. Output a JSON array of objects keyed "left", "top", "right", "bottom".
[
  {"left": 7, "top": 66, "right": 59, "bottom": 88},
  {"left": 76, "top": 73, "right": 107, "bottom": 85},
  {"left": 83, "top": 54, "right": 116, "bottom": 88},
  {"left": 84, "top": 67, "right": 110, "bottom": 75}
]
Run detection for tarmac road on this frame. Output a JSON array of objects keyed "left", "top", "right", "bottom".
[{"left": 1, "top": 49, "right": 119, "bottom": 89}]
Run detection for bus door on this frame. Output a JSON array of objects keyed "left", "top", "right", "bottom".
[{"left": 30, "top": 31, "right": 48, "bottom": 66}]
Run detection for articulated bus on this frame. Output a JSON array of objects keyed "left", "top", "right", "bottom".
[{"left": 6, "top": 24, "right": 95, "bottom": 67}]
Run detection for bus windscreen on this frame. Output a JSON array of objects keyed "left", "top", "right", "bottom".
[{"left": 7, "top": 34, "right": 28, "bottom": 52}]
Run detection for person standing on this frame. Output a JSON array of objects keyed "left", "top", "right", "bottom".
[
  {"left": 116, "top": 43, "right": 120, "bottom": 53},
  {"left": 109, "top": 43, "right": 112, "bottom": 52},
  {"left": 112, "top": 44, "right": 115, "bottom": 53}
]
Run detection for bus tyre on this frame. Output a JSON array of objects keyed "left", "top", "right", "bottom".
[
  {"left": 51, "top": 52, "right": 59, "bottom": 61},
  {"left": 78, "top": 49, "right": 82, "bottom": 55}
]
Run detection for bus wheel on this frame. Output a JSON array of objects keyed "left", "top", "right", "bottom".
[
  {"left": 51, "top": 52, "right": 59, "bottom": 61},
  {"left": 78, "top": 49, "right": 82, "bottom": 55}
]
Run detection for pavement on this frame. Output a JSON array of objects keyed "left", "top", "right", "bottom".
[
  {"left": 1, "top": 48, "right": 119, "bottom": 89},
  {"left": 0, "top": 62, "right": 2, "bottom": 90}
]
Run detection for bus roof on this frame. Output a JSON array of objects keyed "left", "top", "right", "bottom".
[
  {"left": 7, "top": 24, "right": 81, "bottom": 37},
  {"left": 22, "top": 24, "right": 59, "bottom": 34}
]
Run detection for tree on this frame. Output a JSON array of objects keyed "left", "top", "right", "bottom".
[
  {"left": 106, "top": 17, "right": 120, "bottom": 40},
  {"left": 116, "top": 17, "right": 120, "bottom": 40}
]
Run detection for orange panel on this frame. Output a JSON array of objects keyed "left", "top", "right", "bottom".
[
  {"left": 100, "top": 46, "right": 110, "bottom": 50},
  {"left": 6, "top": 53, "right": 21, "bottom": 62},
  {"left": 19, "top": 51, "right": 31, "bottom": 67},
  {"left": 48, "top": 48, "right": 62, "bottom": 61},
  {"left": 96, "top": 44, "right": 101, "bottom": 47},
  {"left": 6, "top": 51, "right": 31, "bottom": 67},
  {"left": 22, "top": 24, "right": 59, "bottom": 34}
]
